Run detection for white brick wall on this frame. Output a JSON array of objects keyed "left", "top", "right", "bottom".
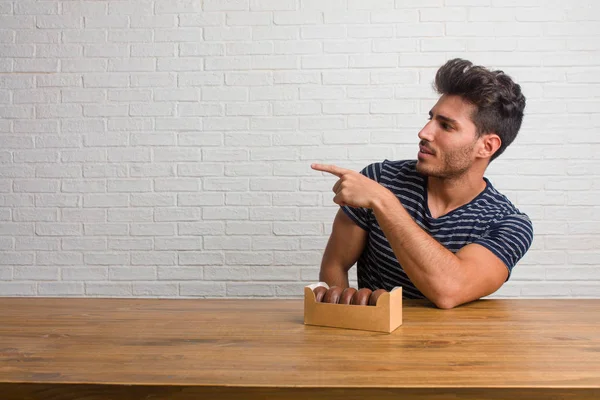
[{"left": 0, "top": 0, "right": 599, "bottom": 299}]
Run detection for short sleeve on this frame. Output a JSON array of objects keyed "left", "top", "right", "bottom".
[
  {"left": 341, "top": 162, "right": 383, "bottom": 231},
  {"left": 473, "top": 213, "right": 534, "bottom": 279}
]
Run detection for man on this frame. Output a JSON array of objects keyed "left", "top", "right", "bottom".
[{"left": 312, "top": 58, "right": 533, "bottom": 309}]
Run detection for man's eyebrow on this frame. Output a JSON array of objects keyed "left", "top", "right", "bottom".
[{"left": 429, "top": 110, "right": 458, "bottom": 125}]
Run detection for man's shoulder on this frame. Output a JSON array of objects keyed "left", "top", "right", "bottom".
[
  {"left": 359, "top": 159, "right": 418, "bottom": 182},
  {"left": 378, "top": 159, "right": 419, "bottom": 178},
  {"left": 476, "top": 179, "right": 532, "bottom": 225}
]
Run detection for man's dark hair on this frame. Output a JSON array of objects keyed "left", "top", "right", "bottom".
[{"left": 434, "top": 58, "right": 526, "bottom": 162}]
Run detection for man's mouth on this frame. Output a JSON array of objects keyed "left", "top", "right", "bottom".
[{"left": 419, "top": 143, "right": 435, "bottom": 155}]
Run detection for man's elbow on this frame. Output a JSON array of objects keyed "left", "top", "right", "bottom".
[
  {"left": 433, "top": 296, "right": 460, "bottom": 310},
  {"left": 429, "top": 287, "right": 464, "bottom": 310}
]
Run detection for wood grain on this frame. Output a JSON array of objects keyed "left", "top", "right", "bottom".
[{"left": 1, "top": 298, "right": 600, "bottom": 400}]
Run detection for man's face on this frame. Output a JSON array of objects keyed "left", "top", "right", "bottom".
[{"left": 415, "top": 94, "right": 481, "bottom": 179}]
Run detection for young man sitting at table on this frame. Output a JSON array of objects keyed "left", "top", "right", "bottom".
[{"left": 312, "top": 58, "right": 533, "bottom": 309}]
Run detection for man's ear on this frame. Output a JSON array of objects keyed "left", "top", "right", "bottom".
[{"left": 478, "top": 133, "right": 501, "bottom": 159}]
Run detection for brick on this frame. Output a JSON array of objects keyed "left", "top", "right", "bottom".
[
  {"left": 14, "top": 59, "right": 58, "bottom": 73},
  {"left": 62, "top": 267, "right": 108, "bottom": 281},
  {"left": 37, "top": 15, "right": 80, "bottom": 28},
  {"left": 0, "top": 252, "right": 34, "bottom": 265},
  {"left": 84, "top": 165, "right": 128, "bottom": 178},
  {"left": 107, "top": 149, "right": 151, "bottom": 162},
  {"left": 178, "top": 193, "right": 224, "bottom": 206},
  {"left": 133, "top": 283, "right": 179, "bottom": 297},
  {"left": 129, "top": 103, "right": 174, "bottom": 117},
  {"left": 0, "top": 238, "right": 13, "bottom": 250},
  {"left": 250, "top": 207, "right": 298, "bottom": 221},
  {"left": 130, "top": 194, "right": 175, "bottom": 207},
  {"left": 205, "top": 236, "right": 251, "bottom": 250},
  {"left": 108, "top": 209, "right": 153, "bottom": 222},
  {"left": 203, "top": 206, "right": 248, "bottom": 220},
  {"left": 155, "top": 208, "right": 202, "bottom": 222},
  {"left": 129, "top": 163, "right": 175, "bottom": 177},
  {"left": 274, "top": 250, "right": 322, "bottom": 265},
  {"left": 178, "top": 222, "right": 225, "bottom": 235},
  {"left": 0, "top": 223, "right": 34, "bottom": 236},
  {"left": 204, "top": 0, "right": 249, "bottom": 11},
  {"left": 13, "top": 1, "right": 58, "bottom": 15},
  {"left": 109, "top": 30, "right": 153, "bottom": 43},
  {"left": 158, "top": 266, "right": 202, "bottom": 280},
  {"left": 273, "top": 222, "right": 322, "bottom": 235},
  {"left": 15, "top": 30, "right": 59, "bottom": 44},
  {"left": 202, "top": 177, "right": 249, "bottom": 191},
  {"left": 131, "top": 15, "right": 176, "bottom": 28},
  {"left": 1, "top": 194, "right": 34, "bottom": 207},
  {"left": 0, "top": 282, "right": 37, "bottom": 295},
  {"left": 108, "top": 58, "right": 155, "bottom": 72},
  {"left": 64, "top": 179, "right": 108, "bottom": 193},
  {"left": 39, "top": 282, "right": 85, "bottom": 296},
  {"left": 301, "top": 55, "right": 348, "bottom": 69},
  {"left": 225, "top": 103, "right": 270, "bottom": 116},
  {"left": 225, "top": 162, "right": 272, "bottom": 177},
  {"left": 109, "top": 238, "right": 153, "bottom": 251},
  {"left": 0, "top": 266, "right": 13, "bottom": 279},
  {"left": 179, "top": 13, "right": 224, "bottom": 26},
  {"left": 0, "top": 106, "right": 34, "bottom": 119},
  {"left": 131, "top": 251, "right": 177, "bottom": 265},
  {"left": 36, "top": 252, "right": 83, "bottom": 266},
  {"left": 205, "top": 27, "right": 252, "bottom": 41},
  {"left": 180, "top": 282, "right": 226, "bottom": 297},
  {"left": 371, "top": 9, "right": 419, "bottom": 22},
  {"left": 226, "top": 282, "right": 275, "bottom": 296},
  {"left": 274, "top": 11, "right": 321, "bottom": 25},
  {"left": 204, "top": 266, "right": 250, "bottom": 281},
  {"left": 61, "top": 208, "right": 106, "bottom": 222},
  {"left": 110, "top": 267, "right": 156, "bottom": 281},
  {"left": 84, "top": 253, "right": 129, "bottom": 266},
  {"left": 14, "top": 150, "right": 58, "bottom": 163},
  {"left": 14, "top": 179, "right": 59, "bottom": 193},
  {"left": 274, "top": 40, "right": 321, "bottom": 54},
  {"left": 13, "top": 208, "right": 57, "bottom": 222},
  {"left": 225, "top": 251, "right": 272, "bottom": 265},
  {"left": 130, "top": 72, "right": 175, "bottom": 87},
  {"left": 155, "top": 0, "right": 202, "bottom": 13},
  {"left": 203, "top": 148, "right": 248, "bottom": 162},
  {"left": 62, "top": 2, "right": 107, "bottom": 15},
  {"left": 251, "top": 0, "right": 296, "bottom": 11},
  {"left": 155, "top": 178, "right": 200, "bottom": 192},
  {"left": 84, "top": 16, "right": 128, "bottom": 28},
  {"left": 300, "top": 237, "right": 328, "bottom": 250},
  {"left": 226, "top": 192, "right": 271, "bottom": 206},
  {"left": 108, "top": 0, "right": 154, "bottom": 15},
  {"left": 179, "top": 252, "right": 224, "bottom": 266},
  {"left": 226, "top": 222, "right": 271, "bottom": 235},
  {"left": 86, "top": 283, "right": 133, "bottom": 296},
  {"left": 84, "top": 224, "right": 128, "bottom": 236}
]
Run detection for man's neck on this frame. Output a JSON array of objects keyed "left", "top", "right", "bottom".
[{"left": 426, "top": 171, "right": 487, "bottom": 219}]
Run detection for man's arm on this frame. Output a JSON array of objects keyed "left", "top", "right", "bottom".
[
  {"left": 312, "top": 163, "right": 510, "bottom": 309},
  {"left": 319, "top": 209, "right": 367, "bottom": 289},
  {"left": 372, "top": 195, "right": 508, "bottom": 309}
]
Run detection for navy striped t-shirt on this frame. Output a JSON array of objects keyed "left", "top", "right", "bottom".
[{"left": 341, "top": 159, "right": 534, "bottom": 299}]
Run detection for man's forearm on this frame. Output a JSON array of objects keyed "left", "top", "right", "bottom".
[
  {"left": 371, "top": 194, "right": 463, "bottom": 307},
  {"left": 319, "top": 263, "right": 350, "bottom": 289}
]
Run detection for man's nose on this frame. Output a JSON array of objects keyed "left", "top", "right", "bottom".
[{"left": 418, "top": 121, "right": 434, "bottom": 141}]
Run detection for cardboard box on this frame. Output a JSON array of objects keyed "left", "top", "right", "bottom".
[{"left": 303, "top": 282, "right": 403, "bottom": 333}]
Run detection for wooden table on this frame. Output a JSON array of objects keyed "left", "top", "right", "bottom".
[{"left": 1, "top": 298, "right": 599, "bottom": 400}]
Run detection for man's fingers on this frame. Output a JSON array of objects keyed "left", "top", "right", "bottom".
[
  {"left": 332, "top": 193, "right": 346, "bottom": 207},
  {"left": 332, "top": 179, "right": 342, "bottom": 194},
  {"left": 311, "top": 163, "right": 351, "bottom": 178}
]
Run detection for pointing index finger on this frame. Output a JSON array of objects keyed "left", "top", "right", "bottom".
[{"left": 311, "top": 163, "right": 351, "bottom": 177}]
